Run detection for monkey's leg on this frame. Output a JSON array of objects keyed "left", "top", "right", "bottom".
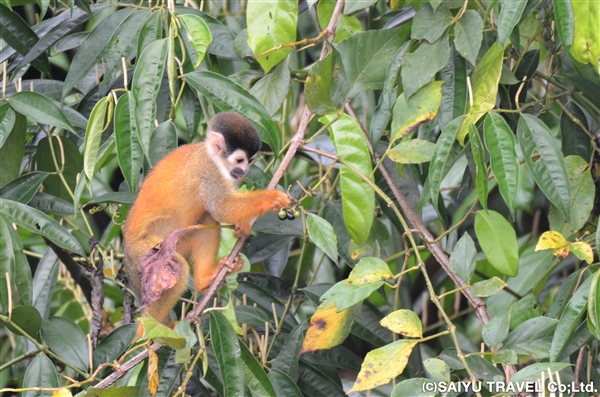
[{"left": 182, "top": 223, "right": 223, "bottom": 292}]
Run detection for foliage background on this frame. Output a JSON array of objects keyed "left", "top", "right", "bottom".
[{"left": 0, "top": 0, "right": 599, "bottom": 395}]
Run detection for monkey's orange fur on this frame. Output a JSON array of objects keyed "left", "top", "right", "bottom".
[{"left": 124, "top": 142, "right": 290, "bottom": 323}]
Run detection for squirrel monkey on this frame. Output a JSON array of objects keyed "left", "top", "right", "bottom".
[{"left": 123, "top": 112, "right": 291, "bottom": 322}]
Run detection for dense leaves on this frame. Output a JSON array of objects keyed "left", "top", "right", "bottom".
[{"left": 1, "top": 0, "right": 599, "bottom": 396}]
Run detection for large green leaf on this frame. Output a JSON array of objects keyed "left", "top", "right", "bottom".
[
  {"left": 83, "top": 96, "right": 110, "bottom": 180},
  {"left": 401, "top": 33, "right": 450, "bottom": 98},
  {"left": 337, "top": 26, "right": 405, "bottom": 98},
  {"left": 131, "top": 39, "right": 168, "bottom": 160},
  {"left": 22, "top": 354, "right": 58, "bottom": 397},
  {"left": 2, "top": 218, "right": 33, "bottom": 307},
  {"left": 150, "top": 120, "right": 177, "bottom": 166},
  {"left": 249, "top": 59, "right": 291, "bottom": 116},
  {"left": 41, "top": 316, "right": 90, "bottom": 372},
  {"left": 552, "top": 0, "right": 573, "bottom": 48},
  {"left": 306, "top": 214, "right": 339, "bottom": 265},
  {"left": 454, "top": 10, "right": 483, "bottom": 65},
  {"left": 570, "top": 0, "right": 600, "bottom": 70},
  {"left": 210, "top": 311, "right": 244, "bottom": 397},
  {"left": 549, "top": 274, "right": 593, "bottom": 361},
  {"left": 517, "top": 114, "right": 571, "bottom": 219},
  {"left": 0, "top": 172, "right": 48, "bottom": 204},
  {"left": 588, "top": 269, "right": 600, "bottom": 339},
  {"left": 497, "top": 0, "right": 527, "bottom": 44},
  {"left": 391, "top": 80, "right": 443, "bottom": 142},
  {"left": 9, "top": 92, "right": 74, "bottom": 132},
  {"left": 317, "top": 0, "right": 363, "bottom": 43},
  {"left": 468, "top": 123, "right": 488, "bottom": 208},
  {"left": 36, "top": 136, "right": 82, "bottom": 203},
  {"left": 484, "top": 113, "right": 519, "bottom": 216},
  {"left": 474, "top": 210, "right": 519, "bottom": 277},
  {"left": 0, "top": 199, "right": 85, "bottom": 256},
  {"left": 62, "top": 8, "right": 135, "bottom": 97},
  {"left": 438, "top": 45, "right": 467, "bottom": 129},
  {"left": 240, "top": 340, "right": 277, "bottom": 397},
  {"left": 178, "top": 13, "right": 212, "bottom": 68},
  {"left": 0, "top": 103, "right": 16, "bottom": 148},
  {"left": 185, "top": 70, "right": 281, "bottom": 155},
  {"left": 246, "top": 0, "right": 298, "bottom": 73},
  {"left": 92, "top": 323, "right": 138, "bottom": 369},
  {"left": 428, "top": 115, "right": 463, "bottom": 208},
  {"left": 305, "top": 47, "right": 349, "bottom": 115},
  {"left": 411, "top": 3, "right": 452, "bottom": 43},
  {"left": 114, "top": 92, "right": 142, "bottom": 194},
  {"left": 448, "top": 232, "right": 476, "bottom": 283},
  {"left": 320, "top": 114, "right": 374, "bottom": 245},
  {"left": 560, "top": 102, "right": 591, "bottom": 160}
]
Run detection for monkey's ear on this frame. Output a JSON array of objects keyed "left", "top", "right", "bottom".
[{"left": 206, "top": 132, "right": 226, "bottom": 154}]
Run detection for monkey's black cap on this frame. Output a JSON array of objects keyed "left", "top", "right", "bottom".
[{"left": 210, "top": 112, "right": 262, "bottom": 158}]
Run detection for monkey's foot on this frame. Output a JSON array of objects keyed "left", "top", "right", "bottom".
[
  {"left": 217, "top": 255, "right": 244, "bottom": 274},
  {"left": 233, "top": 222, "right": 251, "bottom": 238}
]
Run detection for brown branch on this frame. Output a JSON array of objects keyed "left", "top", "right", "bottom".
[
  {"left": 89, "top": 239, "right": 105, "bottom": 349},
  {"left": 93, "top": 0, "right": 347, "bottom": 389}
]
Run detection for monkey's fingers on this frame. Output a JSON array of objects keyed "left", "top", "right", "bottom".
[
  {"left": 233, "top": 222, "right": 251, "bottom": 238},
  {"left": 217, "top": 255, "right": 244, "bottom": 273}
]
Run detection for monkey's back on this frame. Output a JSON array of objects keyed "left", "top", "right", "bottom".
[{"left": 123, "top": 143, "right": 213, "bottom": 256}]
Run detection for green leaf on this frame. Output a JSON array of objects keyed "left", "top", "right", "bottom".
[
  {"left": 83, "top": 96, "right": 110, "bottom": 180},
  {"left": 3, "top": 218, "right": 33, "bottom": 306},
  {"left": 401, "top": 33, "right": 450, "bottom": 98},
  {"left": 454, "top": 10, "right": 483, "bottom": 65},
  {"left": 564, "top": 155, "right": 595, "bottom": 231},
  {"left": 411, "top": 3, "right": 452, "bottom": 43},
  {"left": 460, "top": 42, "right": 504, "bottom": 144},
  {"left": 470, "top": 277, "right": 508, "bottom": 297},
  {"left": 570, "top": 0, "right": 600, "bottom": 69},
  {"left": 98, "top": 10, "right": 149, "bottom": 91},
  {"left": 62, "top": 8, "right": 135, "bottom": 97},
  {"left": 423, "top": 358, "right": 450, "bottom": 382},
  {"left": 131, "top": 38, "right": 168, "bottom": 160},
  {"left": 138, "top": 317, "right": 186, "bottom": 349},
  {"left": 510, "top": 362, "right": 571, "bottom": 384},
  {"left": 474, "top": 210, "right": 519, "bottom": 277},
  {"left": 344, "top": 0, "right": 377, "bottom": 14},
  {"left": 517, "top": 114, "right": 571, "bottom": 220},
  {"left": 9, "top": 92, "right": 74, "bottom": 132},
  {"left": 150, "top": 120, "right": 177, "bottom": 166},
  {"left": 22, "top": 354, "right": 58, "bottom": 397},
  {"left": 306, "top": 214, "right": 338, "bottom": 265},
  {"left": 0, "top": 199, "right": 86, "bottom": 256},
  {"left": 320, "top": 114, "right": 374, "bottom": 244},
  {"left": 588, "top": 269, "right": 600, "bottom": 339},
  {"left": 337, "top": 27, "right": 406, "bottom": 98},
  {"left": 31, "top": 250, "right": 58, "bottom": 321},
  {"left": 249, "top": 59, "right": 291, "bottom": 116},
  {"left": 468, "top": 123, "right": 488, "bottom": 209},
  {"left": 178, "top": 13, "right": 212, "bottom": 68},
  {"left": 549, "top": 273, "right": 593, "bottom": 361},
  {"left": 497, "top": 0, "right": 527, "bottom": 44},
  {"left": 269, "top": 369, "right": 303, "bottom": 397},
  {"left": 503, "top": 316, "right": 558, "bottom": 359},
  {"left": 547, "top": 269, "right": 583, "bottom": 318},
  {"left": 552, "top": 0, "right": 574, "bottom": 48},
  {"left": 560, "top": 102, "right": 591, "bottom": 160},
  {"left": 429, "top": 115, "right": 464, "bottom": 208},
  {"left": 3, "top": 306, "right": 42, "bottom": 340},
  {"left": 347, "top": 257, "right": 393, "bottom": 285},
  {"left": 317, "top": 0, "right": 363, "bottom": 43},
  {"left": 137, "top": 10, "right": 163, "bottom": 58},
  {"left": 92, "top": 323, "right": 138, "bottom": 369},
  {"left": 114, "top": 93, "right": 142, "bottom": 195},
  {"left": 321, "top": 280, "right": 382, "bottom": 311},
  {"left": 0, "top": 172, "right": 48, "bottom": 204},
  {"left": 391, "top": 80, "right": 443, "bottom": 142},
  {"left": 210, "top": 311, "right": 244, "bottom": 397},
  {"left": 185, "top": 70, "right": 282, "bottom": 155},
  {"left": 388, "top": 139, "right": 436, "bottom": 164},
  {"left": 484, "top": 113, "right": 519, "bottom": 217},
  {"left": 271, "top": 323, "right": 303, "bottom": 381},
  {"left": 448, "top": 232, "right": 476, "bottom": 283},
  {"left": 509, "top": 294, "right": 543, "bottom": 330},
  {"left": 41, "top": 316, "right": 90, "bottom": 371},
  {"left": 240, "top": 340, "right": 277, "bottom": 397},
  {"left": 392, "top": 378, "right": 434, "bottom": 397},
  {"left": 0, "top": 3, "right": 50, "bottom": 75},
  {"left": 305, "top": 47, "right": 349, "bottom": 115},
  {"left": 380, "top": 309, "right": 422, "bottom": 338},
  {"left": 438, "top": 45, "right": 467, "bottom": 129},
  {"left": 482, "top": 315, "right": 509, "bottom": 349},
  {"left": 0, "top": 104, "right": 16, "bottom": 148},
  {"left": 247, "top": 0, "right": 298, "bottom": 73}
]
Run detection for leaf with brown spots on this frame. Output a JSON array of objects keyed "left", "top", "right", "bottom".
[
  {"left": 535, "top": 231, "right": 571, "bottom": 260},
  {"left": 380, "top": 309, "right": 422, "bottom": 338},
  {"left": 346, "top": 257, "right": 393, "bottom": 286},
  {"left": 300, "top": 302, "right": 359, "bottom": 354},
  {"left": 147, "top": 346, "right": 159, "bottom": 396},
  {"left": 348, "top": 339, "right": 418, "bottom": 392},
  {"left": 570, "top": 241, "right": 593, "bottom": 264}
]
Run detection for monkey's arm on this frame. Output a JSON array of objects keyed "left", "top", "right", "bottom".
[{"left": 206, "top": 189, "right": 291, "bottom": 225}]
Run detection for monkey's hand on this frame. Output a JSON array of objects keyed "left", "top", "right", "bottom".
[
  {"left": 234, "top": 222, "right": 251, "bottom": 238},
  {"left": 217, "top": 255, "right": 244, "bottom": 274},
  {"left": 267, "top": 190, "right": 292, "bottom": 212}
]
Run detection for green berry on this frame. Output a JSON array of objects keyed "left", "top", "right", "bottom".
[
  {"left": 293, "top": 210, "right": 301, "bottom": 219},
  {"left": 278, "top": 210, "right": 287, "bottom": 220}
]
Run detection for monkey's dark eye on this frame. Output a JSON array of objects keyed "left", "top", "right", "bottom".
[{"left": 236, "top": 158, "right": 244, "bottom": 164}]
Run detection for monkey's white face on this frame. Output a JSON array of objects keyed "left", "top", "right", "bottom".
[{"left": 206, "top": 132, "right": 256, "bottom": 183}]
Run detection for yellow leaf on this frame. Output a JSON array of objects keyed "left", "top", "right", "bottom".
[
  {"left": 147, "top": 347, "right": 159, "bottom": 396},
  {"left": 535, "top": 231, "right": 568, "bottom": 251},
  {"left": 348, "top": 340, "right": 418, "bottom": 392},
  {"left": 300, "top": 303, "right": 357, "bottom": 354},
  {"left": 380, "top": 309, "right": 423, "bottom": 338},
  {"left": 570, "top": 241, "right": 594, "bottom": 264},
  {"left": 52, "top": 389, "right": 73, "bottom": 397},
  {"left": 347, "top": 257, "right": 393, "bottom": 285},
  {"left": 552, "top": 245, "right": 570, "bottom": 260}
]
